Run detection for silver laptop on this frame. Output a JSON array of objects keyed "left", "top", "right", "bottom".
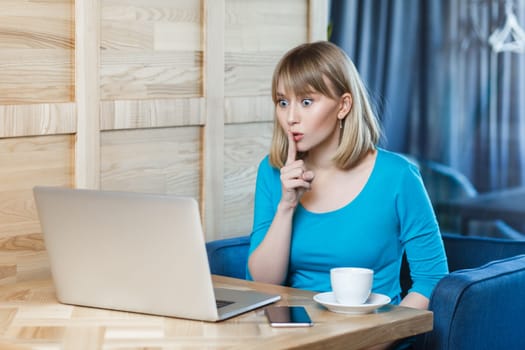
[{"left": 33, "top": 186, "right": 280, "bottom": 322}]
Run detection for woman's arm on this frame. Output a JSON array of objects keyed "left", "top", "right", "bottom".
[
  {"left": 400, "top": 291, "right": 429, "bottom": 309},
  {"left": 247, "top": 203, "right": 295, "bottom": 284},
  {"left": 248, "top": 132, "right": 314, "bottom": 284}
]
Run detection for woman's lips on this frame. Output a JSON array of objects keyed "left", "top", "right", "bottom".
[{"left": 292, "top": 133, "right": 304, "bottom": 142}]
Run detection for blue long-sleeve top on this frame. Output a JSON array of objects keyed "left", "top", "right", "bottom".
[{"left": 246, "top": 148, "right": 448, "bottom": 303}]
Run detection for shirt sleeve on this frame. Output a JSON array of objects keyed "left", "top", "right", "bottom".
[{"left": 396, "top": 163, "right": 449, "bottom": 298}]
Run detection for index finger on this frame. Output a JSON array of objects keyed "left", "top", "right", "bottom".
[{"left": 286, "top": 130, "right": 297, "bottom": 164}]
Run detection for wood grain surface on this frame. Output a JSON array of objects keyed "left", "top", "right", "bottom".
[{"left": 0, "top": 276, "right": 433, "bottom": 350}]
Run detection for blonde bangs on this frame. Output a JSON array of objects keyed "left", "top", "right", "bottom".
[{"left": 272, "top": 49, "right": 337, "bottom": 102}]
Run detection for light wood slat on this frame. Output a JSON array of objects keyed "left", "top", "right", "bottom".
[
  {"left": 0, "top": 18, "right": 72, "bottom": 49},
  {"left": 154, "top": 22, "right": 202, "bottom": 51},
  {"left": 0, "top": 233, "right": 47, "bottom": 285},
  {"left": 223, "top": 122, "right": 273, "bottom": 238},
  {"left": 100, "top": 127, "right": 201, "bottom": 200},
  {"left": 0, "top": 134, "right": 73, "bottom": 239},
  {"left": 102, "top": 0, "right": 201, "bottom": 23},
  {"left": 0, "top": 265, "right": 16, "bottom": 286},
  {"left": 0, "top": 135, "right": 74, "bottom": 191},
  {"left": 100, "top": 50, "right": 202, "bottom": 100},
  {"left": 100, "top": 98, "right": 205, "bottom": 130},
  {"left": 308, "top": 0, "right": 328, "bottom": 41},
  {"left": 0, "top": 0, "right": 72, "bottom": 52},
  {"left": 0, "top": 0, "right": 71, "bottom": 21},
  {"left": 0, "top": 49, "right": 73, "bottom": 104},
  {"left": 75, "top": 0, "right": 100, "bottom": 189},
  {"left": 224, "top": 96, "right": 273, "bottom": 124},
  {"left": 0, "top": 49, "right": 72, "bottom": 81},
  {"left": 15, "top": 250, "right": 51, "bottom": 283},
  {"left": 203, "top": 0, "right": 225, "bottom": 240},
  {"left": 62, "top": 327, "right": 105, "bottom": 350},
  {"left": 224, "top": 0, "right": 307, "bottom": 98},
  {"left": 225, "top": 0, "right": 307, "bottom": 51},
  {"left": 0, "top": 103, "right": 76, "bottom": 138},
  {"left": 100, "top": 0, "right": 203, "bottom": 100},
  {"left": 0, "top": 190, "right": 41, "bottom": 240},
  {"left": 0, "top": 0, "right": 73, "bottom": 104},
  {"left": 102, "top": 0, "right": 202, "bottom": 51},
  {"left": 101, "top": 20, "right": 155, "bottom": 51},
  {"left": 224, "top": 51, "right": 283, "bottom": 97}
]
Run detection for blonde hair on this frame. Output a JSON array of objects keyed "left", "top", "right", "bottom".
[{"left": 269, "top": 41, "right": 381, "bottom": 169}]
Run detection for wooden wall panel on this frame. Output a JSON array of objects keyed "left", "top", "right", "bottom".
[
  {"left": 0, "top": 135, "right": 74, "bottom": 284},
  {"left": 223, "top": 122, "right": 273, "bottom": 238},
  {"left": 100, "top": 127, "right": 201, "bottom": 200},
  {"left": 0, "top": 0, "right": 327, "bottom": 285},
  {"left": 224, "top": 96, "right": 273, "bottom": 124},
  {"left": 0, "top": 103, "right": 76, "bottom": 138},
  {"left": 224, "top": 0, "right": 307, "bottom": 98},
  {"left": 0, "top": 0, "right": 74, "bottom": 104},
  {"left": 0, "top": 135, "right": 74, "bottom": 237},
  {"left": 225, "top": 0, "right": 307, "bottom": 51},
  {"left": 100, "top": 0, "right": 203, "bottom": 100},
  {"left": 100, "top": 98, "right": 205, "bottom": 130}
]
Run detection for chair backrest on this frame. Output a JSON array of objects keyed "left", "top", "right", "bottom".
[
  {"left": 416, "top": 158, "right": 478, "bottom": 202},
  {"left": 205, "top": 235, "right": 250, "bottom": 279},
  {"left": 440, "top": 233, "right": 525, "bottom": 271},
  {"left": 406, "top": 155, "right": 523, "bottom": 238},
  {"left": 400, "top": 232, "right": 525, "bottom": 297},
  {"left": 416, "top": 254, "right": 525, "bottom": 350}
]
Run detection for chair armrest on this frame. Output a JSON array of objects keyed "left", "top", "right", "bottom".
[{"left": 417, "top": 254, "right": 525, "bottom": 350}]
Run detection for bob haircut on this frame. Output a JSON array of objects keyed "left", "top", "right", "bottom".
[{"left": 269, "top": 41, "right": 381, "bottom": 169}]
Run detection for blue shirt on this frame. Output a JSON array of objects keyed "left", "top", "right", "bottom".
[{"left": 247, "top": 148, "right": 448, "bottom": 303}]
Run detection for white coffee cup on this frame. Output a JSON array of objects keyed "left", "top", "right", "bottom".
[{"left": 330, "top": 267, "right": 374, "bottom": 305}]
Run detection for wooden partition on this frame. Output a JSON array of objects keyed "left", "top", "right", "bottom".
[{"left": 0, "top": 0, "right": 328, "bottom": 284}]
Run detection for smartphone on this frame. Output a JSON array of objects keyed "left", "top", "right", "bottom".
[{"left": 264, "top": 306, "right": 313, "bottom": 327}]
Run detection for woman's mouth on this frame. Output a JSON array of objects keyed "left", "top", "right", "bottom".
[{"left": 292, "top": 133, "right": 304, "bottom": 142}]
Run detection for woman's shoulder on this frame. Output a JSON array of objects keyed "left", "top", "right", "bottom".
[
  {"left": 257, "top": 155, "right": 280, "bottom": 177},
  {"left": 376, "top": 148, "right": 419, "bottom": 171},
  {"left": 374, "top": 148, "right": 425, "bottom": 192},
  {"left": 258, "top": 154, "right": 275, "bottom": 170}
]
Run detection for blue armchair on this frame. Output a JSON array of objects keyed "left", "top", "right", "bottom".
[
  {"left": 416, "top": 253, "right": 525, "bottom": 350},
  {"left": 206, "top": 235, "right": 250, "bottom": 279},
  {"left": 206, "top": 233, "right": 525, "bottom": 350}
]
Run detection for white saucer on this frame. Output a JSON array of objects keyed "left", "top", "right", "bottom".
[{"left": 313, "top": 292, "right": 391, "bottom": 315}]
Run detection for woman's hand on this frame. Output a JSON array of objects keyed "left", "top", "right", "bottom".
[{"left": 279, "top": 131, "right": 315, "bottom": 210}]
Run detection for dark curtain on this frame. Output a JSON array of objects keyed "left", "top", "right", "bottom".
[{"left": 330, "top": 0, "right": 525, "bottom": 193}]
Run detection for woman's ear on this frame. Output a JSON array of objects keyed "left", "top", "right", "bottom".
[{"left": 338, "top": 93, "right": 352, "bottom": 119}]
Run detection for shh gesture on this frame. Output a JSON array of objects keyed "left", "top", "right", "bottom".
[{"left": 279, "top": 131, "right": 315, "bottom": 209}]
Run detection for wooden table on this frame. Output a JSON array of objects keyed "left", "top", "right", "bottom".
[{"left": 0, "top": 276, "right": 432, "bottom": 349}]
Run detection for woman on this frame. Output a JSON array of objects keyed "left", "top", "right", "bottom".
[{"left": 246, "top": 41, "right": 448, "bottom": 323}]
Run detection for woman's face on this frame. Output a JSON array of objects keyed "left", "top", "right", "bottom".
[{"left": 275, "top": 81, "right": 344, "bottom": 155}]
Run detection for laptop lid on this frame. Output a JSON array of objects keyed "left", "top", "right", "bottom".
[{"left": 33, "top": 186, "right": 280, "bottom": 321}]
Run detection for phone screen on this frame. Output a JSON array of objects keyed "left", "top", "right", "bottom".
[{"left": 264, "top": 306, "right": 313, "bottom": 327}]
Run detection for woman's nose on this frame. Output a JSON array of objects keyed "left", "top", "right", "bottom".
[{"left": 287, "top": 105, "right": 299, "bottom": 125}]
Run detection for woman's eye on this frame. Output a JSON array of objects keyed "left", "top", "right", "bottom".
[
  {"left": 277, "top": 99, "right": 289, "bottom": 108},
  {"left": 302, "top": 99, "right": 313, "bottom": 106}
]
